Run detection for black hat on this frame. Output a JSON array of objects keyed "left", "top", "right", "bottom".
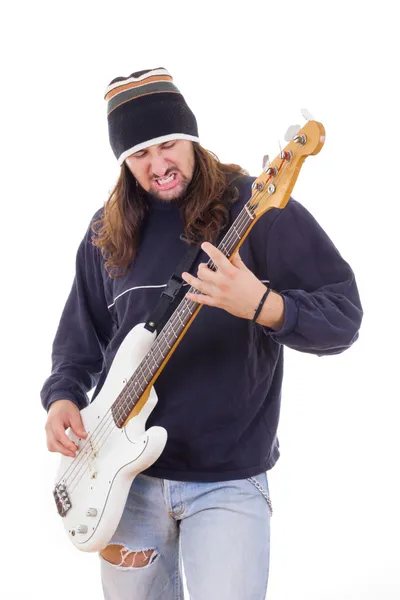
[{"left": 104, "top": 67, "right": 200, "bottom": 165}]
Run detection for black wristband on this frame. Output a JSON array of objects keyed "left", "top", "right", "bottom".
[{"left": 253, "top": 287, "right": 271, "bottom": 322}]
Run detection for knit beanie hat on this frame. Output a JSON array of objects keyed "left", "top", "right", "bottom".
[{"left": 104, "top": 67, "right": 200, "bottom": 165}]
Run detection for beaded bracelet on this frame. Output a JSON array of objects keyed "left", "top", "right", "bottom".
[{"left": 252, "top": 287, "right": 271, "bottom": 322}]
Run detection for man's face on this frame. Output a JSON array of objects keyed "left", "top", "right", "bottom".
[{"left": 125, "top": 139, "right": 195, "bottom": 202}]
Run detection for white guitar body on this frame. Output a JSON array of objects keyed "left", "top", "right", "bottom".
[{"left": 53, "top": 323, "right": 168, "bottom": 553}]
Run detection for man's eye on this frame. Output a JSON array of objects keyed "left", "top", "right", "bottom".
[{"left": 163, "top": 142, "right": 175, "bottom": 149}]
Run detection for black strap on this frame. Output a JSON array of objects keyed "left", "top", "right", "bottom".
[{"left": 144, "top": 234, "right": 202, "bottom": 334}]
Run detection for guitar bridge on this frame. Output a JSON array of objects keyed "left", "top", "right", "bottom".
[{"left": 53, "top": 483, "right": 72, "bottom": 517}]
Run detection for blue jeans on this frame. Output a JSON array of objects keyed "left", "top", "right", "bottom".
[{"left": 100, "top": 471, "right": 272, "bottom": 599}]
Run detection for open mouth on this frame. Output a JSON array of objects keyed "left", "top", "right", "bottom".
[{"left": 154, "top": 172, "right": 179, "bottom": 190}]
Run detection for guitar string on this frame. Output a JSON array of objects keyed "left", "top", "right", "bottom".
[
  {"left": 58, "top": 160, "right": 288, "bottom": 495},
  {"left": 57, "top": 160, "right": 289, "bottom": 494},
  {"left": 62, "top": 194, "right": 262, "bottom": 496},
  {"left": 57, "top": 155, "right": 290, "bottom": 495},
  {"left": 63, "top": 201, "right": 260, "bottom": 497},
  {"left": 59, "top": 190, "right": 264, "bottom": 495}
]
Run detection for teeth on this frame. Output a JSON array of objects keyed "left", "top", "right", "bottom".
[{"left": 156, "top": 174, "right": 175, "bottom": 185}]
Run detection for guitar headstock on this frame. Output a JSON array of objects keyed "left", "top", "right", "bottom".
[{"left": 249, "top": 120, "right": 326, "bottom": 219}]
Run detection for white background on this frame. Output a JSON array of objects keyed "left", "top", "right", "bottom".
[{"left": 1, "top": 1, "right": 399, "bottom": 598}]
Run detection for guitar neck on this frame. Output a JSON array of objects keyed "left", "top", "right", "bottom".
[{"left": 112, "top": 118, "right": 326, "bottom": 426}]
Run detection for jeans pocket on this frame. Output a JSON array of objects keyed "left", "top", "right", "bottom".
[{"left": 247, "top": 472, "right": 273, "bottom": 516}]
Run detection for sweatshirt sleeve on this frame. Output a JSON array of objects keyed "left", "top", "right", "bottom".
[
  {"left": 259, "top": 198, "right": 363, "bottom": 355},
  {"left": 40, "top": 212, "right": 114, "bottom": 411}
]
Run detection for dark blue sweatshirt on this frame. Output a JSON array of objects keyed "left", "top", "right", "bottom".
[{"left": 40, "top": 175, "right": 363, "bottom": 482}]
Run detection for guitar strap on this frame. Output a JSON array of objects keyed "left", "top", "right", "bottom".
[
  {"left": 144, "top": 233, "right": 202, "bottom": 335},
  {"left": 143, "top": 177, "right": 240, "bottom": 336}
]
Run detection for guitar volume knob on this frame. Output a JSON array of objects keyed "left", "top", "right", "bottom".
[{"left": 76, "top": 525, "right": 88, "bottom": 534}]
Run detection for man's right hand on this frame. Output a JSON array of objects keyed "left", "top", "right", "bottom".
[{"left": 45, "top": 399, "right": 88, "bottom": 458}]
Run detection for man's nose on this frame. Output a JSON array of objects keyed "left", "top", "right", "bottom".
[{"left": 151, "top": 155, "right": 169, "bottom": 177}]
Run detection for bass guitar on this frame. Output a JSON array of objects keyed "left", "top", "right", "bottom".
[{"left": 53, "top": 118, "right": 325, "bottom": 551}]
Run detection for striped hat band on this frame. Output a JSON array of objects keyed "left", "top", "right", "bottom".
[{"left": 104, "top": 68, "right": 200, "bottom": 165}]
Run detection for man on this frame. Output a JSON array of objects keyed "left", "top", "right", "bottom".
[{"left": 41, "top": 67, "right": 363, "bottom": 599}]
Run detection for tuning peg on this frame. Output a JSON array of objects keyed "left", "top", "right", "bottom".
[
  {"left": 262, "top": 154, "right": 270, "bottom": 170},
  {"left": 301, "top": 108, "right": 314, "bottom": 121},
  {"left": 284, "top": 125, "right": 301, "bottom": 142}
]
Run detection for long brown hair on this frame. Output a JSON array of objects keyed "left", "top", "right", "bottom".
[{"left": 91, "top": 143, "right": 248, "bottom": 278}]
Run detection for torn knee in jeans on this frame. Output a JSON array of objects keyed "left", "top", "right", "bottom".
[{"left": 100, "top": 544, "right": 158, "bottom": 569}]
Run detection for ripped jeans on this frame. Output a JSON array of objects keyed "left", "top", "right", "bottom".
[{"left": 100, "top": 471, "right": 272, "bottom": 600}]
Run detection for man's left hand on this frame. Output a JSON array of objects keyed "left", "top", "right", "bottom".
[{"left": 181, "top": 242, "right": 268, "bottom": 321}]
